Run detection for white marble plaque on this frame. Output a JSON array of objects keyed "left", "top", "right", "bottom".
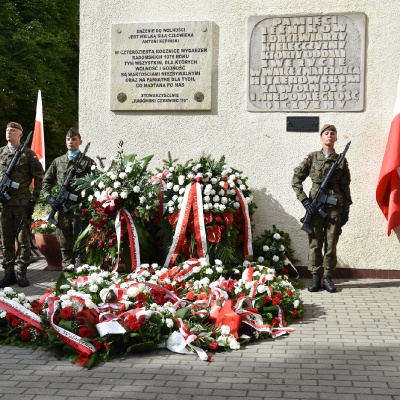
[
  {"left": 247, "top": 14, "right": 366, "bottom": 112},
  {"left": 110, "top": 21, "right": 213, "bottom": 111}
]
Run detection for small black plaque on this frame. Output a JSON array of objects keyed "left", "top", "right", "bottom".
[{"left": 286, "top": 116, "right": 319, "bottom": 132}]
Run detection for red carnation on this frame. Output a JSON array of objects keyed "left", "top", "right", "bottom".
[
  {"left": 286, "top": 289, "right": 293, "bottom": 296},
  {"left": 155, "top": 294, "right": 167, "bottom": 305},
  {"left": 60, "top": 307, "right": 74, "bottom": 320},
  {"left": 11, "top": 317, "right": 22, "bottom": 328},
  {"left": 129, "top": 321, "right": 142, "bottom": 332},
  {"left": 292, "top": 310, "right": 298, "bottom": 318},
  {"left": 209, "top": 342, "right": 219, "bottom": 352},
  {"left": 136, "top": 293, "right": 148, "bottom": 303},
  {"left": 272, "top": 317, "right": 280, "bottom": 326},
  {"left": 78, "top": 327, "right": 96, "bottom": 339},
  {"left": 272, "top": 297, "right": 281, "bottom": 306},
  {"left": 263, "top": 295, "right": 271, "bottom": 303},
  {"left": 20, "top": 328, "right": 31, "bottom": 341}
]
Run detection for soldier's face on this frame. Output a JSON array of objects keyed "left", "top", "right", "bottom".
[
  {"left": 6, "top": 127, "right": 23, "bottom": 145},
  {"left": 66, "top": 135, "right": 82, "bottom": 151},
  {"left": 320, "top": 130, "right": 337, "bottom": 147}
]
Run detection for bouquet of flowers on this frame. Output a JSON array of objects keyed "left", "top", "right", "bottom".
[
  {"left": 31, "top": 219, "right": 56, "bottom": 235},
  {"left": 154, "top": 153, "right": 256, "bottom": 267},
  {"left": 75, "top": 141, "right": 160, "bottom": 271}
]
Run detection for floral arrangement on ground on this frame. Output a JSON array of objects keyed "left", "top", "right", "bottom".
[{"left": 0, "top": 254, "right": 304, "bottom": 368}]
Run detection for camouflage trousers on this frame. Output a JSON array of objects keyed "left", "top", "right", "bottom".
[
  {"left": 0, "top": 204, "right": 30, "bottom": 273},
  {"left": 307, "top": 206, "right": 342, "bottom": 277},
  {"left": 56, "top": 209, "right": 86, "bottom": 269}
]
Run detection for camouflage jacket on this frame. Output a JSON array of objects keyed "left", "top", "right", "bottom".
[
  {"left": 0, "top": 145, "right": 44, "bottom": 206},
  {"left": 292, "top": 149, "right": 352, "bottom": 212},
  {"left": 42, "top": 153, "right": 95, "bottom": 202}
]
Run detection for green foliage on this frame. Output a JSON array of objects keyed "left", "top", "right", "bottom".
[{"left": 0, "top": 0, "right": 79, "bottom": 167}]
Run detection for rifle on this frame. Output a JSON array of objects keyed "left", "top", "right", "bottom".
[
  {"left": 300, "top": 141, "right": 351, "bottom": 234},
  {"left": 47, "top": 142, "right": 91, "bottom": 226},
  {"left": 0, "top": 131, "right": 33, "bottom": 203}
]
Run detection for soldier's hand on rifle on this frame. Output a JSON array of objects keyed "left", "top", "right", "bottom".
[
  {"left": 301, "top": 198, "right": 317, "bottom": 215},
  {"left": 46, "top": 195, "right": 62, "bottom": 211},
  {"left": 340, "top": 211, "right": 349, "bottom": 227},
  {"left": 26, "top": 199, "right": 36, "bottom": 219}
]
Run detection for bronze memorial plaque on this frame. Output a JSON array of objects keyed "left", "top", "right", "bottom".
[{"left": 110, "top": 21, "right": 213, "bottom": 111}]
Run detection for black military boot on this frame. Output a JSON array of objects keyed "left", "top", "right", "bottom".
[
  {"left": 16, "top": 271, "right": 30, "bottom": 288},
  {"left": 308, "top": 273, "right": 321, "bottom": 292},
  {"left": 322, "top": 276, "right": 337, "bottom": 293},
  {"left": 0, "top": 271, "right": 17, "bottom": 288}
]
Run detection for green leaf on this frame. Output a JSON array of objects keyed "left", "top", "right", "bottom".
[{"left": 175, "top": 307, "right": 192, "bottom": 319}]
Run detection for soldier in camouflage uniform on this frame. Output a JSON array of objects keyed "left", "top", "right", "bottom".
[
  {"left": 0, "top": 122, "right": 44, "bottom": 288},
  {"left": 292, "top": 124, "right": 352, "bottom": 293},
  {"left": 42, "top": 128, "right": 95, "bottom": 269}
]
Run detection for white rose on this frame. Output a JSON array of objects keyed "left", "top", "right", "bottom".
[
  {"left": 139, "top": 196, "right": 146, "bottom": 204},
  {"left": 91, "top": 164, "right": 96, "bottom": 170},
  {"left": 228, "top": 336, "right": 240, "bottom": 350},
  {"left": 98, "top": 181, "right": 105, "bottom": 189},
  {"left": 178, "top": 175, "right": 185, "bottom": 185},
  {"left": 213, "top": 195, "right": 220, "bottom": 202},
  {"left": 272, "top": 255, "right": 280, "bottom": 262},
  {"left": 125, "top": 166, "right": 132, "bottom": 173},
  {"left": 216, "top": 266, "right": 223, "bottom": 273},
  {"left": 219, "top": 204, "right": 226, "bottom": 211},
  {"left": 166, "top": 182, "right": 173, "bottom": 189},
  {"left": 205, "top": 268, "right": 213, "bottom": 275},
  {"left": 211, "top": 178, "right": 218, "bottom": 184},
  {"left": 203, "top": 204, "right": 209, "bottom": 211},
  {"left": 263, "top": 245, "right": 270, "bottom": 251},
  {"left": 89, "top": 284, "right": 99, "bottom": 292},
  {"left": 166, "top": 318, "right": 174, "bottom": 328},
  {"left": 111, "top": 191, "right": 119, "bottom": 198},
  {"left": 113, "top": 181, "right": 121, "bottom": 188},
  {"left": 280, "top": 245, "right": 285, "bottom": 251},
  {"left": 273, "top": 233, "right": 281, "bottom": 240},
  {"left": 220, "top": 325, "right": 230, "bottom": 336},
  {"left": 133, "top": 186, "right": 140, "bottom": 193},
  {"left": 258, "top": 256, "right": 264, "bottom": 262},
  {"left": 120, "top": 191, "right": 128, "bottom": 199},
  {"left": 173, "top": 185, "right": 180, "bottom": 192},
  {"left": 203, "top": 195, "right": 210, "bottom": 203},
  {"left": 215, "top": 259, "right": 223, "bottom": 265},
  {"left": 119, "top": 172, "right": 127, "bottom": 179}
]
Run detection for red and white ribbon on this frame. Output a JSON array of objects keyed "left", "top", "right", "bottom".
[
  {"left": 235, "top": 186, "right": 253, "bottom": 258},
  {"left": 164, "top": 178, "right": 209, "bottom": 268},
  {"left": 46, "top": 297, "right": 97, "bottom": 356},
  {"left": 113, "top": 208, "right": 141, "bottom": 272},
  {"left": 0, "top": 298, "right": 43, "bottom": 330}
]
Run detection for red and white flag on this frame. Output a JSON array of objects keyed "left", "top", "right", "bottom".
[
  {"left": 31, "top": 89, "right": 45, "bottom": 170},
  {"left": 376, "top": 77, "right": 400, "bottom": 235}
]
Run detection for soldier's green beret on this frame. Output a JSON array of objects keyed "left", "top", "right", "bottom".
[
  {"left": 320, "top": 124, "right": 337, "bottom": 135},
  {"left": 7, "top": 122, "right": 23, "bottom": 132}
]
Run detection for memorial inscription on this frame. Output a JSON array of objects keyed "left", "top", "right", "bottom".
[
  {"left": 110, "top": 21, "right": 213, "bottom": 111},
  {"left": 247, "top": 14, "right": 366, "bottom": 112}
]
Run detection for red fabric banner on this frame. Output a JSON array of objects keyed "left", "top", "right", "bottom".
[{"left": 376, "top": 79, "right": 400, "bottom": 235}]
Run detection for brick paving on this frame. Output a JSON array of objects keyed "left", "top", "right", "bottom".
[{"left": 1, "top": 257, "right": 400, "bottom": 400}]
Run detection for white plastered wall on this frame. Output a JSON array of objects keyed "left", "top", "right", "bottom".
[{"left": 79, "top": 0, "right": 400, "bottom": 270}]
